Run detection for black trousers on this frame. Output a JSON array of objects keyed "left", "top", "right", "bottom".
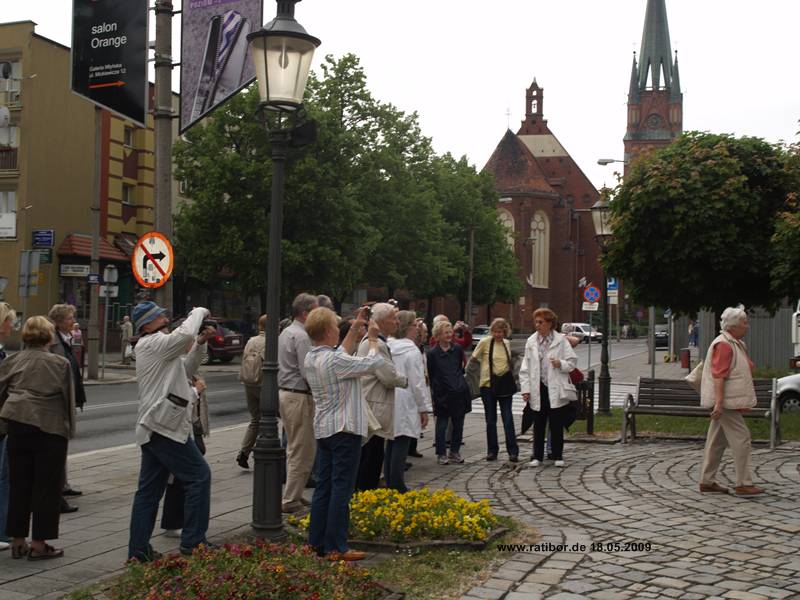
[
  {"left": 355, "top": 435, "right": 385, "bottom": 491},
  {"left": 532, "top": 383, "right": 568, "bottom": 461},
  {"left": 6, "top": 422, "right": 67, "bottom": 541}
]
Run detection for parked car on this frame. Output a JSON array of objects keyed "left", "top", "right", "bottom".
[
  {"left": 777, "top": 372, "right": 800, "bottom": 413},
  {"left": 470, "top": 325, "right": 490, "bottom": 349},
  {"left": 561, "top": 322, "right": 603, "bottom": 343},
  {"left": 654, "top": 324, "right": 669, "bottom": 349}
]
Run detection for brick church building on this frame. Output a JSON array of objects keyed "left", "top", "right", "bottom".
[
  {"left": 475, "top": 0, "right": 682, "bottom": 332},
  {"left": 479, "top": 80, "right": 604, "bottom": 332}
]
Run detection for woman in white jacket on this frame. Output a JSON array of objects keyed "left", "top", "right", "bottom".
[
  {"left": 386, "top": 311, "right": 430, "bottom": 492},
  {"left": 519, "top": 308, "right": 578, "bottom": 467}
]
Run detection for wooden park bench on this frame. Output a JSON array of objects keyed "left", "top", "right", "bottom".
[{"left": 622, "top": 377, "right": 781, "bottom": 449}]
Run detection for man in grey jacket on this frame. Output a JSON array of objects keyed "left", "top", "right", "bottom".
[
  {"left": 355, "top": 302, "right": 407, "bottom": 490},
  {"left": 127, "top": 302, "right": 214, "bottom": 562}
]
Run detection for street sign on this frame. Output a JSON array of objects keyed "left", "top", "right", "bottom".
[
  {"left": 607, "top": 277, "right": 618, "bottom": 291},
  {"left": 583, "top": 285, "right": 601, "bottom": 303},
  {"left": 61, "top": 264, "right": 91, "bottom": 277},
  {"left": 36, "top": 248, "right": 53, "bottom": 264},
  {"left": 578, "top": 276, "right": 587, "bottom": 288},
  {"left": 582, "top": 302, "right": 599, "bottom": 312},
  {"left": 88, "top": 273, "right": 100, "bottom": 284},
  {"left": 133, "top": 231, "right": 174, "bottom": 288},
  {"left": 99, "top": 285, "right": 119, "bottom": 298},
  {"left": 70, "top": 0, "right": 149, "bottom": 126},
  {"left": 609, "top": 290, "right": 619, "bottom": 305},
  {"left": 32, "top": 229, "right": 54, "bottom": 248}
]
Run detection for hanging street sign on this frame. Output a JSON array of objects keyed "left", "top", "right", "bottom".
[
  {"left": 70, "top": 0, "right": 149, "bottom": 125},
  {"left": 132, "top": 231, "right": 174, "bottom": 288},
  {"left": 582, "top": 302, "right": 599, "bottom": 312},
  {"left": 583, "top": 285, "right": 601, "bottom": 303}
]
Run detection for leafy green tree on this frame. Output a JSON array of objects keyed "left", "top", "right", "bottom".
[
  {"left": 605, "top": 131, "right": 797, "bottom": 316},
  {"left": 769, "top": 127, "right": 800, "bottom": 300}
]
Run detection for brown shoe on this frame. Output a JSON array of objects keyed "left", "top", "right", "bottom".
[
  {"left": 699, "top": 482, "right": 729, "bottom": 494},
  {"left": 327, "top": 550, "right": 366, "bottom": 562},
  {"left": 734, "top": 485, "right": 765, "bottom": 496}
]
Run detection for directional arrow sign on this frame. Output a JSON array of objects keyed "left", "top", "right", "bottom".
[{"left": 132, "top": 232, "right": 174, "bottom": 288}]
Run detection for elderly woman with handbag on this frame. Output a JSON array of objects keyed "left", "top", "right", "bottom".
[
  {"left": 0, "top": 302, "right": 17, "bottom": 552},
  {"left": 0, "top": 316, "right": 75, "bottom": 560},
  {"left": 698, "top": 306, "right": 764, "bottom": 496},
  {"left": 468, "top": 318, "right": 519, "bottom": 462},
  {"left": 519, "top": 308, "right": 577, "bottom": 468}
]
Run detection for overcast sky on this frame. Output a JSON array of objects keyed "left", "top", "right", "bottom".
[{"left": 5, "top": 1, "right": 799, "bottom": 189}]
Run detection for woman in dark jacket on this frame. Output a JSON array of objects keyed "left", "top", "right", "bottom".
[
  {"left": 426, "top": 320, "right": 471, "bottom": 465},
  {"left": 0, "top": 316, "right": 75, "bottom": 560}
]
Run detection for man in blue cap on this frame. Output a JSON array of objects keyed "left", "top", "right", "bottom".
[{"left": 127, "top": 302, "right": 214, "bottom": 562}]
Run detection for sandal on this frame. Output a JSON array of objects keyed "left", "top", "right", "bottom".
[
  {"left": 27, "top": 544, "right": 63, "bottom": 561},
  {"left": 11, "top": 543, "right": 30, "bottom": 559}
]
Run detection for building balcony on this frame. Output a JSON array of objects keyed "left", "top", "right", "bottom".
[{"left": 0, "top": 147, "right": 18, "bottom": 172}]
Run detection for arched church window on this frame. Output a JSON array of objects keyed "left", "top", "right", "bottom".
[
  {"left": 497, "top": 208, "right": 515, "bottom": 250},
  {"left": 530, "top": 211, "right": 549, "bottom": 288}
]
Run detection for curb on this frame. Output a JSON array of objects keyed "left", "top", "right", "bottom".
[{"left": 84, "top": 376, "right": 138, "bottom": 386}]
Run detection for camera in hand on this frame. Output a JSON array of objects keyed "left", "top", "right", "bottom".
[{"left": 198, "top": 320, "right": 216, "bottom": 334}]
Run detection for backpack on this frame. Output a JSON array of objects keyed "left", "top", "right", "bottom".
[{"left": 239, "top": 335, "right": 265, "bottom": 386}]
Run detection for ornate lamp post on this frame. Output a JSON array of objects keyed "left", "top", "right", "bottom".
[
  {"left": 247, "top": 0, "right": 320, "bottom": 540},
  {"left": 591, "top": 195, "right": 614, "bottom": 415}
]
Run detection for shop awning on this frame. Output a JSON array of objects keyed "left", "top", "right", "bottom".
[{"left": 57, "top": 233, "right": 129, "bottom": 263}]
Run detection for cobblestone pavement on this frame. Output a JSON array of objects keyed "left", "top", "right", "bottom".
[{"left": 426, "top": 439, "right": 800, "bottom": 600}]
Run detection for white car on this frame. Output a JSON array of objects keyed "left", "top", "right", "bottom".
[
  {"left": 561, "top": 322, "right": 603, "bottom": 343},
  {"left": 777, "top": 372, "right": 800, "bottom": 412},
  {"left": 471, "top": 325, "right": 490, "bottom": 349}
]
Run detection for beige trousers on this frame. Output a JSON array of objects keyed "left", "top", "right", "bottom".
[
  {"left": 279, "top": 390, "right": 316, "bottom": 509},
  {"left": 699, "top": 408, "right": 753, "bottom": 488},
  {"left": 239, "top": 385, "right": 261, "bottom": 456}
]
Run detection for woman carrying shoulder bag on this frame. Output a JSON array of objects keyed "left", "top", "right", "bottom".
[
  {"left": 468, "top": 318, "right": 519, "bottom": 462},
  {"left": 519, "top": 308, "right": 577, "bottom": 468}
]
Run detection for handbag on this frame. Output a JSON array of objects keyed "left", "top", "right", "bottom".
[
  {"left": 685, "top": 359, "right": 704, "bottom": 393},
  {"left": 489, "top": 339, "right": 517, "bottom": 397}
]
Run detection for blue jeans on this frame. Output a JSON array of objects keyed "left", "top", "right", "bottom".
[
  {"left": 128, "top": 434, "right": 211, "bottom": 560},
  {"left": 0, "top": 436, "right": 9, "bottom": 542},
  {"left": 309, "top": 432, "right": 361, "bottom": 554},
  {"left": 384, "top": 435, "right": 413, "bottom": 493},
  {"left": 480, "top": 388, "right": 519, "bottom": 457},
  {"left": 435, "top": 413, "right": 464, "bottom": 457}
]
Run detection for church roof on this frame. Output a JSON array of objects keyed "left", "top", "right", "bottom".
[{"left": 483, "top": 130, "right": 557, "bottom": 196}]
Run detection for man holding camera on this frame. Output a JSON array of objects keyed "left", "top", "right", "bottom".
[{"left": 127, "top": 302, "right": 214, "bottom": 562}]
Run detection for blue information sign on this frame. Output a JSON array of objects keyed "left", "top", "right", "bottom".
[
  {"left": 607, "top": 277, "right": 618, "bottom": 291},
  {"left": 32, "top": 229, "right": 54, "bottom": 248}
]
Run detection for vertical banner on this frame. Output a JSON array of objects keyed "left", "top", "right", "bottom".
[
  {"left": 180, "top": 0, "right": 263, "bottom": 133},
  {"left": 70, "top": 0, "right": 149, "bottom": 125}
]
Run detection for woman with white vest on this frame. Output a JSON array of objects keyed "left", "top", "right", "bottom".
[
  {"left": 698, "top": 306, "right": 764, "bottom": 496},
  {"left": 519, "top": 308, "right": 577, "bottom": 467}
]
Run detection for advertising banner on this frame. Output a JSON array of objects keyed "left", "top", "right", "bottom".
[
  {"left": 71, "top": 0, "right": 149, "bottom": 125},
  {"left": 180, "top": 0, "right": 263, "bottom": 133}
]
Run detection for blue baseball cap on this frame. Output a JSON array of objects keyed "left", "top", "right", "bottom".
[{"left": 132, "top": 301, "right": 167, "bottom": 333}]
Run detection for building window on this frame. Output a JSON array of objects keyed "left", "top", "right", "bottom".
[
  {"left": 529, "top": 211, "right": 549, "bottom": 288},
  {"left": 0, "top": 189, "right": 17, "bottom": 238},
  {"left": 0, "top": 60, "right": 22, "bottom": 106},
  {"left": 122, "top": 184, "right": 134, "bottom": 205},
  {"left": 497, "top": 208, "right": 515, "bottom": 250},
  {"left": 123, "top": 127, "right": 134, "bottom": 147}
]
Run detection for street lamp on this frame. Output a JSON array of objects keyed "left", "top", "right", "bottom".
[
  {"left": 247, "top": 0, "right": 320, "bottom": 541},
  {"left": 597, "top": 158, "right": 625, "bottom": 166},
  {"left": 591, "top": 196, "right": 614, "bottom": 414}
]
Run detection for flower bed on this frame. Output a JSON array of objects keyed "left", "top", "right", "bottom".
[
  {"left": 109, "top": 542, "right": 387, "bottom": 600},
  {"left": 291, "top": 488, "right": 500, "bottom": 545}
]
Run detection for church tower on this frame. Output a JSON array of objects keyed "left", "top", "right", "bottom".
[{"left": 624, "top": 0, "right": 683, "bottom": 174}]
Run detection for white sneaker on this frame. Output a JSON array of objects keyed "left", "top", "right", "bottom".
[
  {"left": 554, "top": 460, "right": 565, "bottom": 467},
  {"left": 528, "top": 459, "right": 540, "bottom": 467},
  {"left": 164, "top": 529, "right": 182, "bottom": 538},
  {"left": 437, "top": 455, "right": 449, "bottom": 465}
]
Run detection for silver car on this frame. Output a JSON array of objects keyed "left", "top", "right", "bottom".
[{"left": 777, "top": 372, "right": 800, "bottom": 412}]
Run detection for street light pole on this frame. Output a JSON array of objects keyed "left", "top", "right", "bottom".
[
  {"left": 247, "top": 0, "right": 320, "bottom": 541},
  {"left": 599, "top": 262, "right": 611, "bottom": 414}
]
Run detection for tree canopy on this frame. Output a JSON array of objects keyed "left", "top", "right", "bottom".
[
  {"left": 173, "top": 54, "right": 521, "bottom": 312},
  {"left": 605, "top": 131, "right": 800, "bottom": 315}
]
